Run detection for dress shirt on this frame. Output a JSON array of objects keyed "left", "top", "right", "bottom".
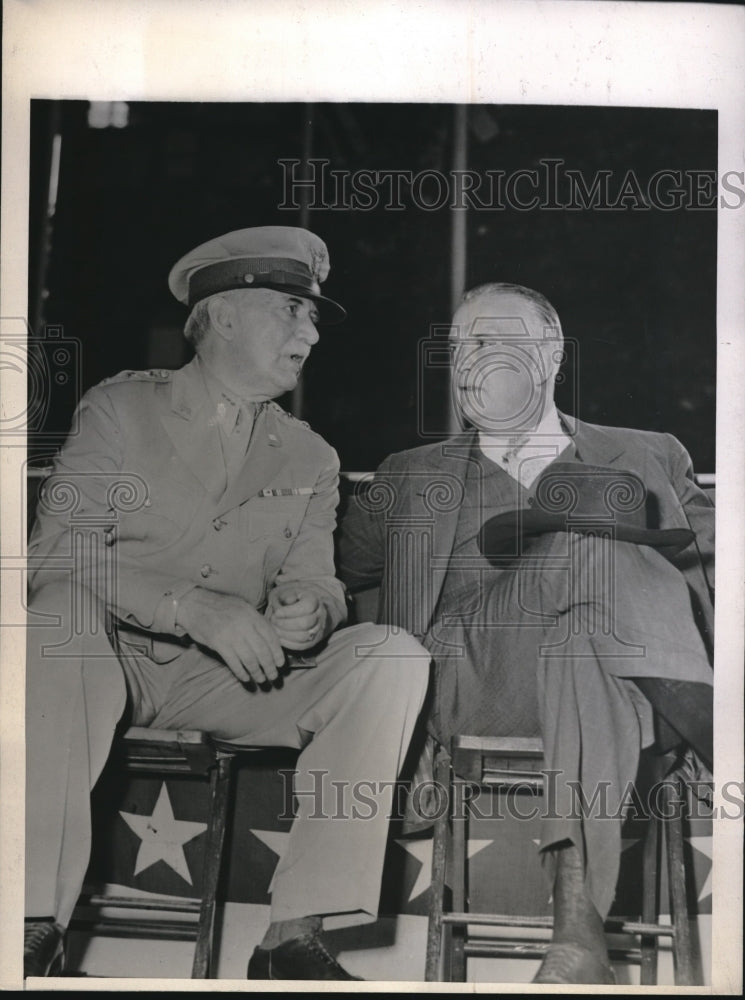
[{"left": 477, "top": 405, "right": 574, "bottom": 488}]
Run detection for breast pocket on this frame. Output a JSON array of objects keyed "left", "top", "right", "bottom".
[{"left": 247, "top": 495, "right": 309, "bottom": 542}]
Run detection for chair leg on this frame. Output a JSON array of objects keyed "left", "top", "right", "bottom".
[
  {"left": 191, "top": 754, "right": 234, "bottom": 978},
  {"left": 640, "top": 806, "right": 660, "bottom": 985},
  {"left": 425, "top": 746, "right": 450, "bottom": 982},
  {"left": 450, "top": 776, "right": 468, "bottom": 982},
  {"left": 662, "top": 776, "right": 696, "bottom": 986}
]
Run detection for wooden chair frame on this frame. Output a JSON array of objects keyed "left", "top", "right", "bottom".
[
  {"left": 71, "top": 727, "right": 236, "bottom": 979},
  {"left": 425, "top": 735, "right": 701, "bottom": 985}
]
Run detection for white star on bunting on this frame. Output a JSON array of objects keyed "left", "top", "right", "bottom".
[
  {"left": 120, "top": 783, "right": 207, "bottom": 884},
  {"left": 249, "top": 830, "right": 290, "bottom": 895},
  {"left": 395, "top": 838, "right": 494, "bottom": 901},
  {"left": 686, "top": 836, "right": 713, "bottom": 903},
  {"left": 250, "top": 829, "right": 290, "bottom": 859}
]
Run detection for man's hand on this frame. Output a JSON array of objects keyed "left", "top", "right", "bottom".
[
  {"left": 265, "top": 584, "right": 331, "bottom": 650},
  {"left": 176, "top": 588, "right": 285, "bottom": 685}
]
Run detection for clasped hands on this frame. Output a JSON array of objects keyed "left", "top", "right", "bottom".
[{"left": 175, "top": 584, "right": 329, "bottom": 686}]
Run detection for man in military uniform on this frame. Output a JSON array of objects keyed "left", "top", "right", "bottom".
[
  {"left": 24, "top": 227, "right": 431, "bottom": 981},
  {"left": 337, "top": 282, "right": 714, "bottom": 984}
]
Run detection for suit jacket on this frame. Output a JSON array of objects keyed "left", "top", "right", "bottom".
[
  {"left": 29, "top": 358, "right": 347, "bottom": 661},
  {"left": 336, "top": 416, "right": 715, "bottom": 661}
]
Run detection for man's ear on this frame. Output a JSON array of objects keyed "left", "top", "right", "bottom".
[
  {"left": 536, "top": 338, "right": 562, "bottom": 387},
  {"left": 206, "top": 294, "right": 235, "bottom": 341}
]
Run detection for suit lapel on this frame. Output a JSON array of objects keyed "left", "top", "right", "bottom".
[
  {"left": 564, "top": 414, "right": 627, "bottom": 467},
  {"left": 566, "top": 414, "right": 689, "bottom": 530},
  {"left": 415, "top": 431, "right": 475, "bottom": 634}
]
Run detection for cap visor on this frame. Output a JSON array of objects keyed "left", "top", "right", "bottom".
[
  {"left": 265, "top": 283, "right": 346, "bottom": 324},
  {"left": 311, "top": 292, "right": 347, "bottom": 325}
]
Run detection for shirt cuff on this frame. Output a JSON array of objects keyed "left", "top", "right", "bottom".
[{"left": 153, "top": 581, "right": 198, "bottom": 636}]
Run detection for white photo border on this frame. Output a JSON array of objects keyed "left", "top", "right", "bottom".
[{"left": 2, "top": 0, "right": 743, "bottom": 992}]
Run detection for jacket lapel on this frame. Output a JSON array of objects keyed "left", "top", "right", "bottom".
[
  {"left": 161, "top": 360, "right": 226, "bottom": 497},
  {"left": 427, "top": 429, "right": 477, "bottom": 557},
  {"left": 215, "top": 404, "right": 288, "bottom": 516},
  {"left": 564, "top": 413, "right": 627, "bottom": 467},
  {"left": 162, "top": 361, "right": 291, "bottom": 514},
  {"left": 412, "top": 431, "right": 475, "bottom": 635},
  {"left": 567, "top": 414, "right": 689, "bottom": 530}
]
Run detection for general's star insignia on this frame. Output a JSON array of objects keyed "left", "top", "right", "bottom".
[{"left": 120, "top": 783, "right": 207, "bottom": 884}]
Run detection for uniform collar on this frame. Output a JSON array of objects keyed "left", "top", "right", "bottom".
[{"left": 197, "top": 357, "right": 257, "bottom": 437}]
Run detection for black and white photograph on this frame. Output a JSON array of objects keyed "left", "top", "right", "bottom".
[{"left": 2, "top": 1, "right": 743, "bottom": 992}]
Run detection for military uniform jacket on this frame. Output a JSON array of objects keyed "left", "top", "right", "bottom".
[
  {"left": 336, "top": 418, "right": 715, "bottom": 662},
  {"left": 29, "top": 358, "right": 347, "bottom": 661}
]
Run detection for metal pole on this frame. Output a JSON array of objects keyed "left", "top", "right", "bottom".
[
  {"left": 291, "top": 104, "right": 314, "bottom": 418},
  {"left": 30, "top": 101, "right": 62, "bottom": 338},
  {"left": 448, "top": 105, "right": 468, "bottom": 435}
]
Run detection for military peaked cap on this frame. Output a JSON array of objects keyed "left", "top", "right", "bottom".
[{"left": 168, "top": 226, "right": 346, "bottom": 324}]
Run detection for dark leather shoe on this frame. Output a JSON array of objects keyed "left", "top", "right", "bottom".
[
  {"left": 24, "top": 920, "right": 65, "bottom": 978},
  {"left": 247, "top": 933, "right": 363, "bottom": 980},
  {"left": 532, "top": 943, "right": 615, "bottom": 984}
]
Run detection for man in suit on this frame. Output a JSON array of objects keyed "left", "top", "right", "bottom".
[
  {"left": 337, "top": 282, "right": 714, "bottom": 984},
  {"left": 24, "top": 227, "right": 430, "bottom": 981}
]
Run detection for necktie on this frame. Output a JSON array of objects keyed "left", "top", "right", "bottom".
[{"left": 223, "top": 404, "right": 255, "bottom": 483}]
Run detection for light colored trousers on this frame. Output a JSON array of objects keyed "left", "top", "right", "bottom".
[{"left": 25, "top": 582, "right": 430, "bottom": 928}]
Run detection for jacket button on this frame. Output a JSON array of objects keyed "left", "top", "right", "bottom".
[
  {"left": 200, "top": 564, "right": 212, "bottom": 577},
  {"left": 284, "top": 528, "right": 293, "bottom": 538},
  {"left": 213, "top": 518, "right": 225, "bottom": 531},
  {"left": 527, "top": 497, "right": 535, "bottom": 507}
]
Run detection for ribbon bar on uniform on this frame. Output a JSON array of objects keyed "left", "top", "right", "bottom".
[{"left": 259, "top": 487, "right": 316, "bottom": 497}]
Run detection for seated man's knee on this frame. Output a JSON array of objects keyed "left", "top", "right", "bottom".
[
  {"left": 521, "top": 532, "right": 620, "bottom": 615},
  {"left": 350, "top": 623, "right": 431, "bottom": 686},
  {"left": 353, "top": 622, "right": 429, "bottom": 658}
]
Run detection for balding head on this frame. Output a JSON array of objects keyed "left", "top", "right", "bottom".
[
  {"left": 458, "top": 282, "right": 562, "bottom": 345},
  {"left": 449, "top": 283, "right": 564, "bottom": 435}
]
